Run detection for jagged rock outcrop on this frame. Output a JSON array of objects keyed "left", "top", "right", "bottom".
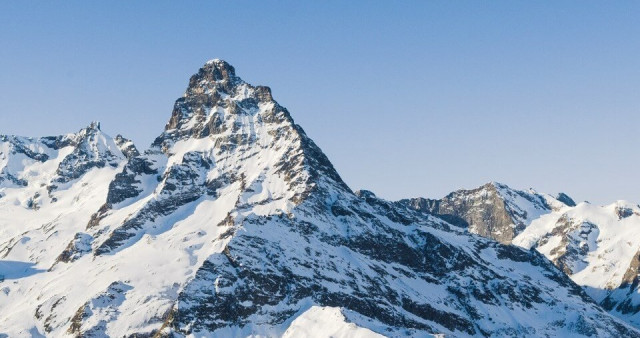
[
  {"left": 114, "top": 134, "right": 140, "bottom": 159},
  {"left": 399, "top": 182, "right": 571, "bottom": 244},
  {"left": 48, "top": 122, "right": 125, "bottom": 193},
  {"left": 557, "top": 192, "right": 577, "bottom": 207}
]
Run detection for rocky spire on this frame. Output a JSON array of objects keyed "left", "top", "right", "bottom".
[
  {"left": 188, "top": 59, "right": 240, "bottom": 90},
  {"left": 155, "top": 59, "right": 279, "bottom": 149},
  {"left": 149, "top": 59, "right": 349, "bottom": 195},
  {"left": 94, "top": 59, "right": 351, "bottom": 255}
]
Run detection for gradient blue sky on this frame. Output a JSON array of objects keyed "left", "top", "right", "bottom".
[{"left": 1, "top": 1, "right": 638, "bottom": 204}]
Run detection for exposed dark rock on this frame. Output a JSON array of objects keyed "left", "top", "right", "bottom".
[
  {"left": 616, "top": 206, "right": 636, "bottom": 219},
  {"left": 557, "top": 192, "right": 577, "bottom": 207},
  {"left": 54, "top": 233, "right": 93, "bottom": 265},
  {"left": 114, "top": 134, "right": 140, "bottom": 159},
  {"left": 399, "top": 182, "right": 556, "bottom": 244}
]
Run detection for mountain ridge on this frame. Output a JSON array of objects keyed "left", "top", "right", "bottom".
[
  {"left": 0, "top": 60, "right": 637, "bottom": 337},
  {"left": 403, "top": 181, "right": 640, "bottom": 330},
  {"left": 398, "top": 181, "right": 573, "bottom": 244}
]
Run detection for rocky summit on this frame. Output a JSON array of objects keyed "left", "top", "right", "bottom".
[
  {"left": 0, "top": 60, "right": 638, "bottom": 337},
  {"left": 398, "top": 182, "right": 572, "bottom": 244}
]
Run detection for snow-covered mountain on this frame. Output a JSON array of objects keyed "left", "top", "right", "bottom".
[
  {"left": 0, "top": 60, "right": 637, "bottom": 337},
  {"left": 405, "top": 182, "right": 640, "bottom": 330},
  {"left": 0, "top": 122, "right": 129, "bottom": 267}
]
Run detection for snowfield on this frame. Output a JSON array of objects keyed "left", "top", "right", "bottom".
[{"left": 513, "top": 200, "right": 640, "bottom": 327}]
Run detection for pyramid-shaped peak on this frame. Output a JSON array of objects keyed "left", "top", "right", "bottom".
[
  {"left": 75, "top": 121, "right": 106, "bottom": 139},
  {"left": 193, "top": 59, "right": 238, "bottom": 83},
  {"left": 149, "top": 58, "right": 350, "bottom": 202}
]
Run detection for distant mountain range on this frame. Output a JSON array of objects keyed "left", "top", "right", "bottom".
[
  {"left": 402, "top": 181, "right": 640, "bottom": 330},
  {"left": 0, "top": 60, "right": 637, "bottom": 337}
]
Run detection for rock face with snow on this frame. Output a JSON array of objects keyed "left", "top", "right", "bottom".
[
  {"left": 0, "top": 60, "right": 638, "bottom": 337},
  {"left": 404, "top": 182, "right": 640, "bottom": 330},
  {"left": 399, "top": 182, "right": 571, "bottom": 244},
  {"left": 0, "top": 122, "right": 127, "bottom": 195},
  {"left": 513, "top": 201, "right": 640, "bottom": 328},
  {"left": 0, "top": 123, "right": 128, "bottom": 266}
]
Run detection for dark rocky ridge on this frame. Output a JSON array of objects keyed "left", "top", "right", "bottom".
[{"left": 166, "top": 187, "right": 637, "bottom": 336}]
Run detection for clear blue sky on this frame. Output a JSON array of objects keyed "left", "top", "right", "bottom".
[{"left": 1, "top": 1, "right": 638, "bottom": 204}]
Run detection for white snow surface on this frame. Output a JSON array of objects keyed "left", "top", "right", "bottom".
[
  {"left": 491, "top": 182, "right": 568, "bottom": 226},
  {"left": 282, "top": 306, "right": 385, "bottom": 338},
  {"left": 514, "top": 201, "right": 640, "bottom": 290},
  {"left": 513, "top": 200, "right": 640, "bottom": 326}
]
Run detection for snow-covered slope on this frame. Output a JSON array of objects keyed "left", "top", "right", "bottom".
[
  {"left": 513, "top": 201, "right": 640, "bottom": 327},
  {"left": 399, "top": 182, "right": 572, "bottom": 244},
  {"left": 404, "top": 182, "right": 640, "bottom": 330},
  {"left": 0, "top": 60, "right": 637, "bottom": 337},
  {"left": 282, "top": 307, "right": 384, "bottom": 338},
  {"left": 0, "top": 122, "right": 128, "bottom": 268}
]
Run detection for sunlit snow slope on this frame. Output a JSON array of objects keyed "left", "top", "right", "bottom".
[{"left": 514, "top": 201, "right": 640, "bottom": 328}]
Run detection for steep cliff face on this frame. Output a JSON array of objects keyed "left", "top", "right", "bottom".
[
  {"left": 399, "top": 182, "right": 570, "bottom": 244},
  {"left": 0, "top": 61, "right": 637, "bottom": 337}
]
